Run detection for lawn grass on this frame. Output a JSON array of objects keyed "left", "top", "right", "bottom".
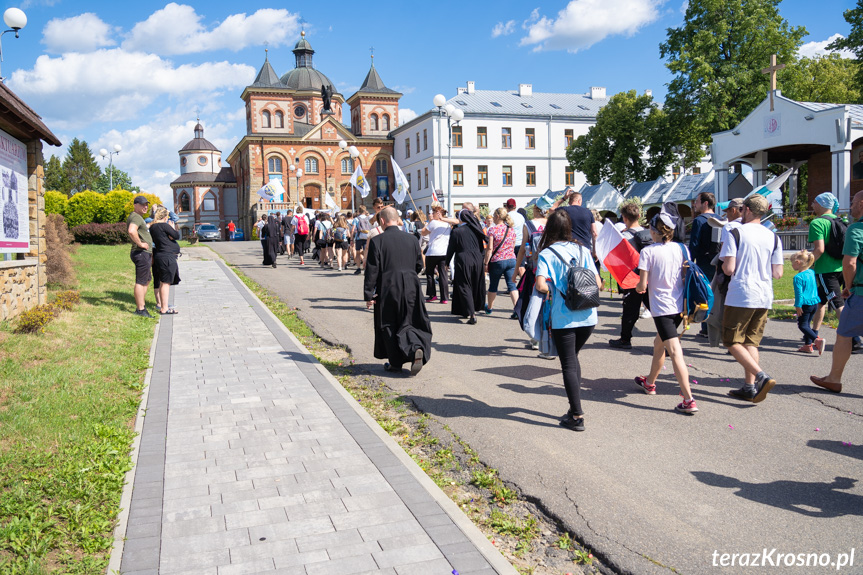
[{"left": 0, "top": 245, "right": 155, "bottom": 574}]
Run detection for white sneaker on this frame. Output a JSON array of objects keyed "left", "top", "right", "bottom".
[
  {"left": 529, "top": 338, "right": 539, "bottom": 350},
  {"left": 640, "top": 307, "right": 651, "bottom": 319},
  {"left": 538, "top": 352, "right": 556, "bottom": 360}
]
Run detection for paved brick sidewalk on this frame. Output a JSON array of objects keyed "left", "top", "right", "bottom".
[{"left": 116, "top": 259, "right": 515, "bottom": 575}]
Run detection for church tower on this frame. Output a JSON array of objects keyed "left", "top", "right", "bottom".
[{"left": 347, "top": 56, "right": 402, "bottom": 136}]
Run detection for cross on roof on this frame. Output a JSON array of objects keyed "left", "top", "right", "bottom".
[
  {"left": 761, "top": 54, "right": 786, "bottom": 112},
  {"left": 369, "top": 46, "right": 374, "bottom": 62}
]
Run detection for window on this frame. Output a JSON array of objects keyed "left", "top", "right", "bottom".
[
  {"left": 178, "top": 192, "right": 190, "bottom": 212},
  {"left": 294, "top": 105, "right": 305, "bottom": 119},
  {"left": 423, "top": 129, "right": 428, "bottom": 150},
  {"left": 565, "top": 129, "right": 574, "bottom": 147},
  {"left": 478, "top": 165, "right": 488, "bottom": 186},
  {"left": 197, "top": 156, "right": 208, "bottom": 166},
  {"left": 371, "top": 113, "right": 379, "bottom": 131},
  {"left": 181, "top": 157, "right": 187, "bottom": 166},
  {"left": 407, "top": 174, "right": 411, "bottom": 188},
  {"left": 501, "top": 127, "right": 511, "bottom": 148},
  {"left": 341, "top": 158, "right": 354, "bottom": 174},
  {"left": 565, "top": 167, "right": 575, "bottom": 186},
  {"left": 424, "top": 167, "right": 429, "bottom": 188},
  {"left": 477, "top": 127, "right": 487, "bottom": 148},
  {"left": 416, "top": 133, "right": 420, "bottom": 154},
  {"left": 453, "top": 165, "right": 464, "bottom": 186},
  {"left": 202, "top": 192, "right": 216, "bottom": 211},
  {"left": 304, "top": 158, "right": 319, "bottom": 173},
  {"left": 550, "top": 104, "right": 562, "bottom": 109},
  {"left": 405, "top": 138, "right": 411, "bottom": 158},
  {"left": 521, "top": 103, "right": 532, "bottom": 109},
  {"left": 502, "top": 166, "right": 512, "bottom": 186},
  {"left": 261, "top": 110, "right": 271, "bottom": 128},
  {"left": 672, "top": 165, "right": 681, "bottom": 178},
  {"left": 693, "top": 166, "right": 702, "bottom": 175},
  {"left": 525, "top": 128, "right": 535, "bottom": 149},
  {"left": 417, "top": 170, "right": 422, "bottom": 189},
  {"left": 491, "top": 102, "right": 502, "bottom": 107},
  {"left": 452, "top": 126, "right": 462, "bottom": 147},
  {"left": 268, "top": 157, "right": 283, "bottom": 173},
  {"left": 382, "top": 114, "right": 390, "bottom": 130},
  {"left": 526, "top": 166, "right": 536, "bottom": 186},
  {"left": 275, "top": 111, "right": 284, "bottom": 128},
  {"left": 456, "top": 100, "right": 467, "bottom": 105},
  {"left": 376, "top": 158, "right": 387, "bottom": 174}
]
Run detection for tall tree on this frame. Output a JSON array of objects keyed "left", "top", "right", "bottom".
[
  {"left": 43, "top": 154, "right": 68, "bottom": 194},
  {"left": 62, "top": 138, "right": 101, "bottom": 195},
  {"left": 566, "top": 90, "right": 675, "bottom": 189},
  {"left": 780, "top": 54, "right": 861, "bottom": 104},
  {"left": 660, "top": 0, "right": 806, "bottom": 166},
  {"left": 94, "top": 166, "right": 140, "bottom": 194},
  {"left": 827, "top": 0, "right": 863, "bottom": 85}
]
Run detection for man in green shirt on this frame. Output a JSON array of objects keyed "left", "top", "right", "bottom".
[
  {"left": 811, "top": 190, "right": 863, "bottom": 393},
  {"left": 126, "top": 196, "right": 154, "bottom": 318}
]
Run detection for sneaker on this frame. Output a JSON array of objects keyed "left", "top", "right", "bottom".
[
  {"left": 510, "top": 312, "right": 518, "bottom": 320},
  {"left": 483, "top": 305, "right": 492, "bottom": 315},
  {"left": 537, "top": 352, "right": 556, "bottom": 360},
  {"left": 696, "top": 331, "right": 708, "bottom": 339},
  {"left": 634, "top": 376, "right": 656, "bottom": 395},
  {"left": 813, "top": 338, "right": 825, "bottom": 356},
  {"left": 675, "top": 398, "right": 699, "bottom": 414},
  {"left": 426, "top": 296, "right": 438, "bottom": 303},
  {"left": 353, "top": 268, "right": 362, "bottom": 275},
  {"left": 608, "top": 338, "right": 632, "bottom": 350},
  {"left": 853, "top": 340, "right": 862, "bottom": 353},
  {"left": 410, "top": 348, "right": 424, "bottom": 376},
  {"left": 639, "top": 308, "right": 652, "bottom": 319},
  {"left": 134, "top": 308, "right": 154, "bottom": 318},
  {"left": 797, "top": 344, "right": 813, "bottom": 353},
  {"left": 559, "top": 414, "right": 585, "bottom": 431},
  {"left": 728, "top": 386, "right": 757, "bottom": 401},
  {"left": 529, "top": 338, "right": 539, "bottom": 350},
  {"left": 440, "top": 299, "right": 449, "bottom": 304},
  {"left": 752, "top": 373, "right": 776, "bottom": 403}
]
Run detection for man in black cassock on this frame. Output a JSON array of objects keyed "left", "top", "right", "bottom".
[{"left": 364, "top": 207, "right": 432, "bottom": 375}]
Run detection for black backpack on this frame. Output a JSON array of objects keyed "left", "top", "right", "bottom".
[
  {"left": 548, "top": 245, "right": 600, "bottom": 311},
  {"left": 624, "top": 228, "right": 653, "bottom": 253},
  {"left": 818, "top": 216, "right": 848, "bottom": 260}
]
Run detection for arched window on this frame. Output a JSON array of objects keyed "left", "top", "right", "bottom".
[
  {"left": 268, "top": 157, "right": 283, "bottom": 173},
  {"left": 274, "top": 110, "right": 284, "bottom": 128},
  {"left": 370, "top": 113, "right": 379, "bottom": 131},
  {"left": 202, "top": 191, "right": 217, "bottom": 211},
  {"left": 261, "top": 110, "right": 271, "bottom": 128},
  {"left": 376, "top": 158, "right": 387, "bottom": 174},
  {"left": 304, "top": 157, "right": 319, "bottom": 174},
  {"left": 382, "top": 114, "right": 390, "bottom": 131},
  {"left": 341, "top": 158, "right": 354, "bottom": 174},
  {"left": 178, "top": 192, "right": 190, "bottom": 212}
]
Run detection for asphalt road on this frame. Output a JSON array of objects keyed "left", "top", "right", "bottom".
[{"left": 208, "top": 240, "right": 863, "bottom": 575}]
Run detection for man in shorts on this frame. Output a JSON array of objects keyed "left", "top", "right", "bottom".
[
  {"left": 353, "top": 205, "right": 371, "bottom": 274},
  {"left": 720, "top": 194, "right": 784, "bottom": 403},
  {"left": 127, "top": 196, "right": 154, "bottom": 318},
  {"left": 811, "top": 191, "right": 863, "bottom": 393},
  {"left": 283, "top": 210, "right": 294, "bottom": 257}
]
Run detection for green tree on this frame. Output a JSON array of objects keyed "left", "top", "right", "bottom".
[
  {"left": 94, "top": 166, "right": 140, "bottom": 194},
  {"left": 660, "top": 0, "right": 806, "bottom": 166},
  {"left": 96, "top": 189, "right": 134, "bottom": 223},
  {"left": 44, "top": 190, "right": 68, "bottom": 216},
  {"left": 827, "top": 0, "right": 863, "bottom": 84},
  {"left": 62, "top": 138, "right": 101, "bottom": 196},
  {"left": 566, "top": 90, "right": 675, "bottom": 189},
  {"left": 64, "top": 190, "right": 104, "bottom": 227},
  {"left": 44, "top": 155, "right": 68, "bottom": 194},
  {"left": 781, "top": 54, "right": 862, "bottom": 104}
]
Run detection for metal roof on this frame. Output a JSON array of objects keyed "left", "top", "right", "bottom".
[
  {"left": 180, "top": 137, "right": 219, "bottom": 152},
  {"left": 355, "top": 63, "right": 400, "bottom": 95},
  {"left": 281, "top": 67, "right": 336, "bottom": 92},
  {"left": 578, "top": 181, "right": 625, "bottom": 211},
  {"left": 171, "top": 168, "right": 236, "bottom": 186},
  {"left": 444, "top": 89, "right": 607, "bottom": 117},
  {"left": 623, "top": 177, "right": 667, "bottom": 203},
  {"left": 661, "top": 171, "right": 715, "bottom": 204},
  {"left": 251, "top": 57, "right": 281, "bottom": 88},
  {"left": 794, "top": 100, "right": 863, "bottom": 127}
]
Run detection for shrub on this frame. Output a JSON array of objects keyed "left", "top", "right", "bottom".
[
  {"left": 65, "top": 190, "right": 103, "bottom": 227},
  {"left": 122, "top": 192, "right": 163, "bottom": 221},
  {"left": 70, "top": 222, "right": 130, "bottom": 245},
  {"left": 45, "top": 214, "right": 77, "bottom": 286},
  {"left": 97, "top": 189, "right": 134, "bottom": 223},
  {"left": 14, "top": 303, "right": 61, "bottom": 334},
  {"left": 45, "top": 190, "right": 68, "bottom": 216},
  {"left": 52, "top": 290, "right": 80, "bottom": 311}
]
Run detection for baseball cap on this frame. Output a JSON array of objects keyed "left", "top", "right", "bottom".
[
  {"left": 505, "top": 198, "right": 516, "bottom": 208},
  {"left": 133, "top": 195, "right": 149, "bottom": 205},
  {"left": 724, "top": 198, "right": 744, "bottom": 211},
  {"left": 744, "top": 194, "right": 769, "bottom": 215}
]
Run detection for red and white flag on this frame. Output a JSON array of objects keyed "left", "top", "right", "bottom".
[
  {"left": 431, "top": 188, "right": 440, "bottom": 203},
  {"left": 595, "top": 220, "right": 640, "bottom": 290}
]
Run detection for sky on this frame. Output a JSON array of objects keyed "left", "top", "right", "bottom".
[{"left": 1, "top": 0, "right": 856, "bottom": 207}]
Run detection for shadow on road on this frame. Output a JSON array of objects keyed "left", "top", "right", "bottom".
[
  {"left": 807, "top": 440, "right": 863, "bottom": 461},
  {"left": 409, "top": 392, "right": 561, "bottom": 429},
  {"left": 692, "top": 472, "right": 863, "bottom": 518}
]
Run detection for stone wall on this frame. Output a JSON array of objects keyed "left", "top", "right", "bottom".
[{"left": 0, "top": 140, "right": 46, "bottom": 322}]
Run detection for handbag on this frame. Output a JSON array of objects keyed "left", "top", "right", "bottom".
[{"left": 548, "top": 244, "right": 600, "bottom": 311}]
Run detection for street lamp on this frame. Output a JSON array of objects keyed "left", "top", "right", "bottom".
[
  {"left": 433, "top": 94, "right": 463, "bottom": 216},
  {"left": 0, "top": 8, "right": 26, "bottom": 82},
  {"left": 289, "top": 164, "right": 303, "bottom": 208},
  {"left": 99, "top": 144, "right": 122, "bottom": 191},
  {"left": 338, "top": 140, "right": 361, "bottom": 213}
]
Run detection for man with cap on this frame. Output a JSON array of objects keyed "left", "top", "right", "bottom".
[
  {"left": 811, "top": 190, "right": 863, "bottom": 393},
  {"left": 127, "top": 195, "right": 154, "bottom": 318},
  {"left": 809, "top": 192, "right": 862, "bottom": 352},
  {"left": 720, "top": 194, "right": 784, "bottom": 403},
  {"left": 719, "top": 198, "right": 744, "bottom": 243},
  {"left": 504, "top": 198, "right": 525, "bottom": 257}
]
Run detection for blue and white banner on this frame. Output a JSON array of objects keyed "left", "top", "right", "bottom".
[
  {"left": 391, "top": 158, "right": 409, "bottom": 204},
  {"left": 257, "top": 178, "right": 286, "bottom": 202},
  {"left": 349, "top": 165, "right": 370, "bottom": 198}
]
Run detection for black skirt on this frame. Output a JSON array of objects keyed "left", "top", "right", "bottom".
[{"left": 153, "top": 252, "right": 181, "bottom": 287}]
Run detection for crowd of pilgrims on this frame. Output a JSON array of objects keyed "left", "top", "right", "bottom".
[{"left": 249, "top": 190, "right": 862, "bottom": 433}]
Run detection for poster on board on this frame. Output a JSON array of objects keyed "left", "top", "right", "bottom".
[
  {"left": 0, "top": 128, "right": 28, "bottom": 253},
  {"left": 852, "top": 145, "right": 863, "bottom": 181}
]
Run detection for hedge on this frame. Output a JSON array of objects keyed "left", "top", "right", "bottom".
[{"left": 70, "top": 222, "right": 130, "bottom": 245}]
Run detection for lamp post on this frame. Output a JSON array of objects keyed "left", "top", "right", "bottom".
[
  {"left": 432, "top": 95, "right": 464, "bottom": 216},
  {"left": 0, "top": 8, "right": 26, "bottom": 82},
  {"left": 338, "top": 140, "right": 361, "bottom": 213},
  {"left": 99, "top": 144, "right": 122, "bottom": 191},
  {"left": 289, "top": 164, "right": 303, "bottom": 209}
]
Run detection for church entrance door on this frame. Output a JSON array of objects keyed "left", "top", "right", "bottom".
[{"left": 304, "top": 184, "right": 321, "bottom": 210}]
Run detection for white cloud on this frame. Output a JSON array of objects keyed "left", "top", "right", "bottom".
[
  {"left": 8, "top": 49, "right": 254, "bottom": 128},
  {"left": 123, "top": 3, "right": 300, "bottom": 55},
  {"left": 392, "top": 85, "right": 416, "bottom": 95},
  {"left": 399, "top": 108, "right": 418, "bottom": 125},
  {"left": 798, "top": 34, "right": 854, "bottom": 59},
  {"left": 492, "top": 20, "right": 517, "bottom": 38},
  {"left": 520, "top": 0, "right": 662, "bottom": 53},
  {"left": 42, "top": 13, "right": 117, "bottom": 53}
]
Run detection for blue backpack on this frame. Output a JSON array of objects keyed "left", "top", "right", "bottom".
[{"left": 677, "top": 243, "right": 714, "bottom": 324}]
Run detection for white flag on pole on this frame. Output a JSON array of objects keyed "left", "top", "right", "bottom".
[
  {"left": 349, "top": 165, "right": 371, "bottom": 198},
  {"left": 391, "top": 158, "right": 409, "bottom": 204},
  {"left": 256, "top": 178, "right": 286, "bottom": 202},
  {"left": 324, "top": 191, "right": 336, "bottom": 209}
]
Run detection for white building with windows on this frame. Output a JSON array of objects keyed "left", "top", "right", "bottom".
[{"left": 391, "top": 82, "right": 609, "bottom": 213}]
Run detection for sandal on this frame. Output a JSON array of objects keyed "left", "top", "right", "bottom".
[{"left": 159, "top": 309, "right": 179, "bottom": 315}]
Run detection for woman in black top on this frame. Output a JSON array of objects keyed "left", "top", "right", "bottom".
[
  {"left": 262, "top": 215, "right": 280, "bottom": 267},
  {"left": 150, "top": 206, "right": 181, "bottom": 314}
]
